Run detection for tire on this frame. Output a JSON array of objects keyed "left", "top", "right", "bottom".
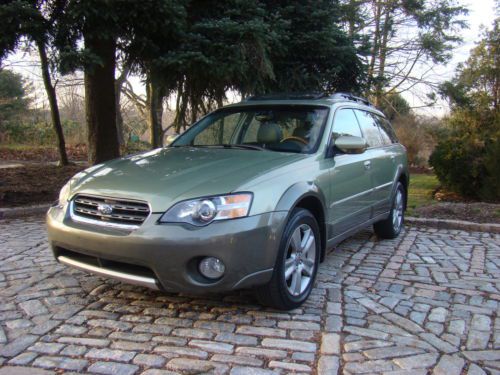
[
  {"left": 374, "top": 182, "right": 405, "bottom": 239},
  {"left": 256, "top": 208, "right": 321, "bottom": 310}
]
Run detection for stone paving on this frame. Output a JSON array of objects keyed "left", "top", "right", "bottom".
[{"left": 0, "top": 216, "right": 499, "bottom": 375}]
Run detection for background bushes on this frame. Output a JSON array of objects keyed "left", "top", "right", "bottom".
[
  {"left": 1, "top": 119, "right": 86, "bottom": 146},
  {"left": 430, "top": 110, "right": 500, "bottom": 202}
]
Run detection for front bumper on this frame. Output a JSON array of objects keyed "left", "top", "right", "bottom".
[{"left": 47, "top": 205, "right": 287, "bottom": 293}]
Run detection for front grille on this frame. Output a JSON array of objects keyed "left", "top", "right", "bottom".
[{"left": 72, "top": 194, "right": 150, "bottom": 227}]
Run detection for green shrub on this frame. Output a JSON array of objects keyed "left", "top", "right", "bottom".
[
  {"left": 0, "top": 119, "right": 86, "bottom": 146},
  {"left": 1, "top": 121, "right": 56, "bottom": 145},
  {"left": 429, "top": 112, "right": 500, "bottom": 202}
]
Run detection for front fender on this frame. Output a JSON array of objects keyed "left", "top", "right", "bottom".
[
  {"left": 275, "top": 181, "right": 327, "bottom": 213},
  {"left": 275, "top": 181, "right": 328, "bottom": 261}
]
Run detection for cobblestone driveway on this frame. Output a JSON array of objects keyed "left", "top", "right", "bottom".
[{"left": 0, "top": 217, "right": 499, "bottom": 375}]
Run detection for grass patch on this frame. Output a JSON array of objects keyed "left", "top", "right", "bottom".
[{"left": 407, "top": 173, "right": 440, "bottom": 215}]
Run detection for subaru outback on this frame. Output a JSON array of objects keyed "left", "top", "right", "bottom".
[{"left": 47, "top": 93, "right": 408, "bottom": 310}]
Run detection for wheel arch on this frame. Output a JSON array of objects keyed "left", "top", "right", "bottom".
[
  {"left": 389, "top": 163, "right": 409, "bottom": 211},
  {"left": 275, "top": 182, "right": 328, "bottom": 262}
]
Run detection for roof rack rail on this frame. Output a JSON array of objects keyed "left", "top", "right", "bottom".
[
  {"left": 329, "top": 92, "right": 372, "bottom": 106},
  {"left": 244, "top": 92, "right": 373, "bottom": 106},
  {"left": 245, "top": 92, "right": 328, "bottom": 101}
]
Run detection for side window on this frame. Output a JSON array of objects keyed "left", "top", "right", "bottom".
[
  {"left": 332, "top": 109, "right": 362, "bottom": 139},
  {"left": 371, "top": 114, "right": 392, "bottom": 146},
  {"left": 380, "top": 117, "right": 398, "bottom": 144},
  {"left": 354, "top": 110, "right": 383, "bottom": 148}
]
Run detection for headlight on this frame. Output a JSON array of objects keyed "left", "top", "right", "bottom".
[
  {"left": 159, "top": 193, "right": 253, "bottom": 226},
  {"left": 58, "top": 181, "right": 71, "bottom": 205}
]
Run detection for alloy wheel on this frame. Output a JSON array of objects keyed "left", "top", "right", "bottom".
[
  {"left": 392, "top": 189, "right": 404, "bottom": 232},
  {"left": 284, "top": 224, "right": 316, "bottom": 297}
]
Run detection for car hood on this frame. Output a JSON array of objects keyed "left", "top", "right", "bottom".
[{"left": 70, "top": 147, "right": 306, "bottom": 212}]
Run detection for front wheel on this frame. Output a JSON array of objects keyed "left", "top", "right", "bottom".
[
  {"left": 374, "top": 182, "right": 405, "bottom": 239},
  {"left": 256, "top": 208, "right": 320, "bottom": 310}
]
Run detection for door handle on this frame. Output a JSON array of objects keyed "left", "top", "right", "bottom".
[{"left": 364, "top": 160, "right": 371, "bottom": 170}]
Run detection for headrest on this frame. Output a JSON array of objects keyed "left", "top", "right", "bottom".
[{"left": 257, "top": 122, "right": 282, "bottom": 144}]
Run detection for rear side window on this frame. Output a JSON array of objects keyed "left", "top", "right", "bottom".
[
  {"left": 382, "top": 118, "right": 398, "bottom": 143},
  {"left": 354, "top": 110, "right": 383, "bottom": 148},
  {"left": 332, "top": 109, "right": 362, "bottom": 139},
  {"left": 372, "top": 114, "right": 398, "bottom": 145}
]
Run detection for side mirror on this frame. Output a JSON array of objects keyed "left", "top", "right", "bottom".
[{"left": 334, "top": 135, "right": 367, "bottom": 154}]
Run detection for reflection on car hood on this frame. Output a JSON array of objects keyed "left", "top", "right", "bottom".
[{"left": 70, "top": 147, "right": 306, "bottom": 211}]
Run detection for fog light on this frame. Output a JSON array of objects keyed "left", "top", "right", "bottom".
[{"left": 199, "top": 257, "right": 225, "bottom": 279}]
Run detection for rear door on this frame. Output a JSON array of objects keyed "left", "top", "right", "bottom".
[
  {"left": 372, "top": 114, "right": 401, "bottom": 216},
  {"left": 327, "top": 108, "right": 373, "bottom": 237},
  {"left": 354, "top": 110, "right": 395, "bottom": 218}
]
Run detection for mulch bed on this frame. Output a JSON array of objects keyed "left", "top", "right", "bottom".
[
  {"left": 0, "top": 164, "right": 85, "bottom": 207},
  {"left": 412, "top": 202, "right": 500, "bottom": 224},
  {"left": 0, "top": 145, "right": 87, "bottom": 162},
  {"left": 409, "top": 165, "right": 434, "bottom": 174}
]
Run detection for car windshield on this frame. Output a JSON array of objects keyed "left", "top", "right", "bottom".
[{"left": 171, "top": 105, "right": 329, "bottom": 154}]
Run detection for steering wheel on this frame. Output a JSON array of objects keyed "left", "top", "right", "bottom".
[{"left": 280, "top": 136, "right": 308, "bottom": 145}]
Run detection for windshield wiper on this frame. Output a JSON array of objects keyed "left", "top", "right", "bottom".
[{"left": 173, "top": 144, "right": 266, "bottom": 151}]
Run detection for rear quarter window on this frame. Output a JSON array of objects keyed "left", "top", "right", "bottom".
[{"left": 372, "top": 114, "right": 398, "bottom": 145}]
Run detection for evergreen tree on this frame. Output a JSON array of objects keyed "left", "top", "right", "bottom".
[
  {"left": 266, "top": 0, "right": 365, "bottom": 93},
  {"left": 0, "top": 69, "right": 30, "bottom": 126}
]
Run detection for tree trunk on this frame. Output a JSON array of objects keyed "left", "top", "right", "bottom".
[
  {"left": 374, "top": 3, "right": 393, "bottom": 106},
  {"left": 84, "top": 35, "right": 120, "bottom": 165},
  {"left": 190, "top": 96, "right": 198, "bottom": 125},
  {"left": 147, "top": 73, "right": 164, "bottom": 148},
  {"left": 36, "top": 39, "right": 68, "bottom": 166},
  {"left": 115, "top": 67, "right": 129, "bottom": 149},
  {"left": 368, "top": 0, "right": 382, "bottom": 83},
  {"left": 346, "top": 0, "right": 357, "bottom": 38}
]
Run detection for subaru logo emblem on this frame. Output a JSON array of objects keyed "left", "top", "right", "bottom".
[{"left": 97, "top": 203, "right": 113, "bottom": 215}]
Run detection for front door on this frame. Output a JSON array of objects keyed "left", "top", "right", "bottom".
[{"left": 327, "top": 108, "right": 373, "bottom": 238}]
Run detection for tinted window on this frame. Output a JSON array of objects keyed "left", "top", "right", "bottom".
[
  {"left": 354, "top": 110, "right": 383, "bottom": 148},
  {"left": 332, "top": 109, "right": 362, "bottom": 139}
]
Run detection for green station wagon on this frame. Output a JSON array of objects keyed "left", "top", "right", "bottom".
[{"left": 47, "top": 93, "right": 408, "bottom": 310}]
